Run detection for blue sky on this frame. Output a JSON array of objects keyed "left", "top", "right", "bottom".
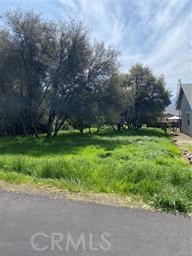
[{"left": 0, "top": 0, "right": 191, "bottom": 96}]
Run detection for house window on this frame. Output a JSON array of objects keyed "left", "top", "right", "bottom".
[{"left": 187, "top": 112, "right": 191, "bottom": 126}]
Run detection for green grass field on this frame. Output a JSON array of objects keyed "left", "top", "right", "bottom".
[{"left": 0, "top": 128, "right": 191, "bottom": 213}]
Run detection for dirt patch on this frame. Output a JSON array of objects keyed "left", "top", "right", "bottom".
[
  {"left": 172, "top": 133, "right": 192, "bottom": 164},
  {"left": 174, "top": 133, "right": 192, "bottom": 147},
  {"left": 0, "top": 180, "right": 151, "bottom": 210}
]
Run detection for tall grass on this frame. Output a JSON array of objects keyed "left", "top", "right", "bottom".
[{"left": 0, "top": 128, "right": 191, "bottom": 213}]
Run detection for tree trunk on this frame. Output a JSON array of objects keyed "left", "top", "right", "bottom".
[
  {"left": 53, "top": 117, "right": 66, "bottom": 137},
  {"left": 79, "top": 128, "right": 84, "bottom": 134},
  {"left": 47, "top": 112, "right": 55, "bottom": 137},
  {"left": 88, "top": 126, "right": 92, "bottom": 134}
]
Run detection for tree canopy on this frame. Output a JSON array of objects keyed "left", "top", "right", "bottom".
[
  {"left": 122, "top": 64, "right": 171, "bottom": 129},
  {"left": 0, "top": 10, "right": 171, "bottom": 136}
]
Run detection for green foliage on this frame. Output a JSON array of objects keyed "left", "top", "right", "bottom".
[
  {"left": 0, "top": 10, "right": 171, "bottom": 137},
  {"left": 123, "top": 64, "right": 171, "bottom": 129},
  {"left": 0, "top": 10, "right": 120, "bottom": 137},
  {"left": 154, "top": 193, "right": 190, "bottom": 213},
  {"left": 0, "top": 128, "right": 191, "bottom": 213}
]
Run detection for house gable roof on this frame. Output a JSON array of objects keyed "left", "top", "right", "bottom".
[
  {"left": 176, "top": 83, "right": 192, "bottom": 109},
  {"left": 165, "top": 105, "right": 179, "bottom": 116}
]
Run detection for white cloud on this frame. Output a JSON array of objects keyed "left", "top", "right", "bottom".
[
  {"left": 0, "top": 0, "right": 191, "bottom": 96},
  {"left": 140, "top": 1, "right": 191, "bottom": 93},
  {"left": 50, "top": 0, "right": 192, "bottom": 95}
]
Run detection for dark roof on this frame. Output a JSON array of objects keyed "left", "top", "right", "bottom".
[
  {"left": 176, "top": 83, "right": 192, "bottom": 109},
  {"left": 164, "top": 105, "right": 179, "bottom": 116}
]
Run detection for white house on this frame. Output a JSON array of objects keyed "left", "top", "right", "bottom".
[{"left": 176, "top": 83, "right": 192, "bottom": 136}]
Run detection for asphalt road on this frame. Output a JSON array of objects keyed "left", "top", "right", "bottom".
[{"left": 0, "top": 190, "right": 191, "bottom": 256}]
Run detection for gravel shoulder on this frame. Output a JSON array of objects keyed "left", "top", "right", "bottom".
[
  {"left": 0, "top": 180, "right": 150, "bottom": 210},
  {"left": 173, "top": 133, "right": 192, "bottom": 163}
]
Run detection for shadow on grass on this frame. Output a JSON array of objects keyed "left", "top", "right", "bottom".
[
  {"left": 0, "top": 128, "right": 167, "bottom": 156},
  {"left": 99, "top": 127, "right": 168, "bottom": 138}
]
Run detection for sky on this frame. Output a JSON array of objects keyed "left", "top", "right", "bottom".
[{"left": 0, "top": 0, "right": 191, "bottom": 97}]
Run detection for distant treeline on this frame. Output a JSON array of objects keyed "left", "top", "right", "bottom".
[{"left": 0, "top": 10, "right": 170, "bottom": 136}]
